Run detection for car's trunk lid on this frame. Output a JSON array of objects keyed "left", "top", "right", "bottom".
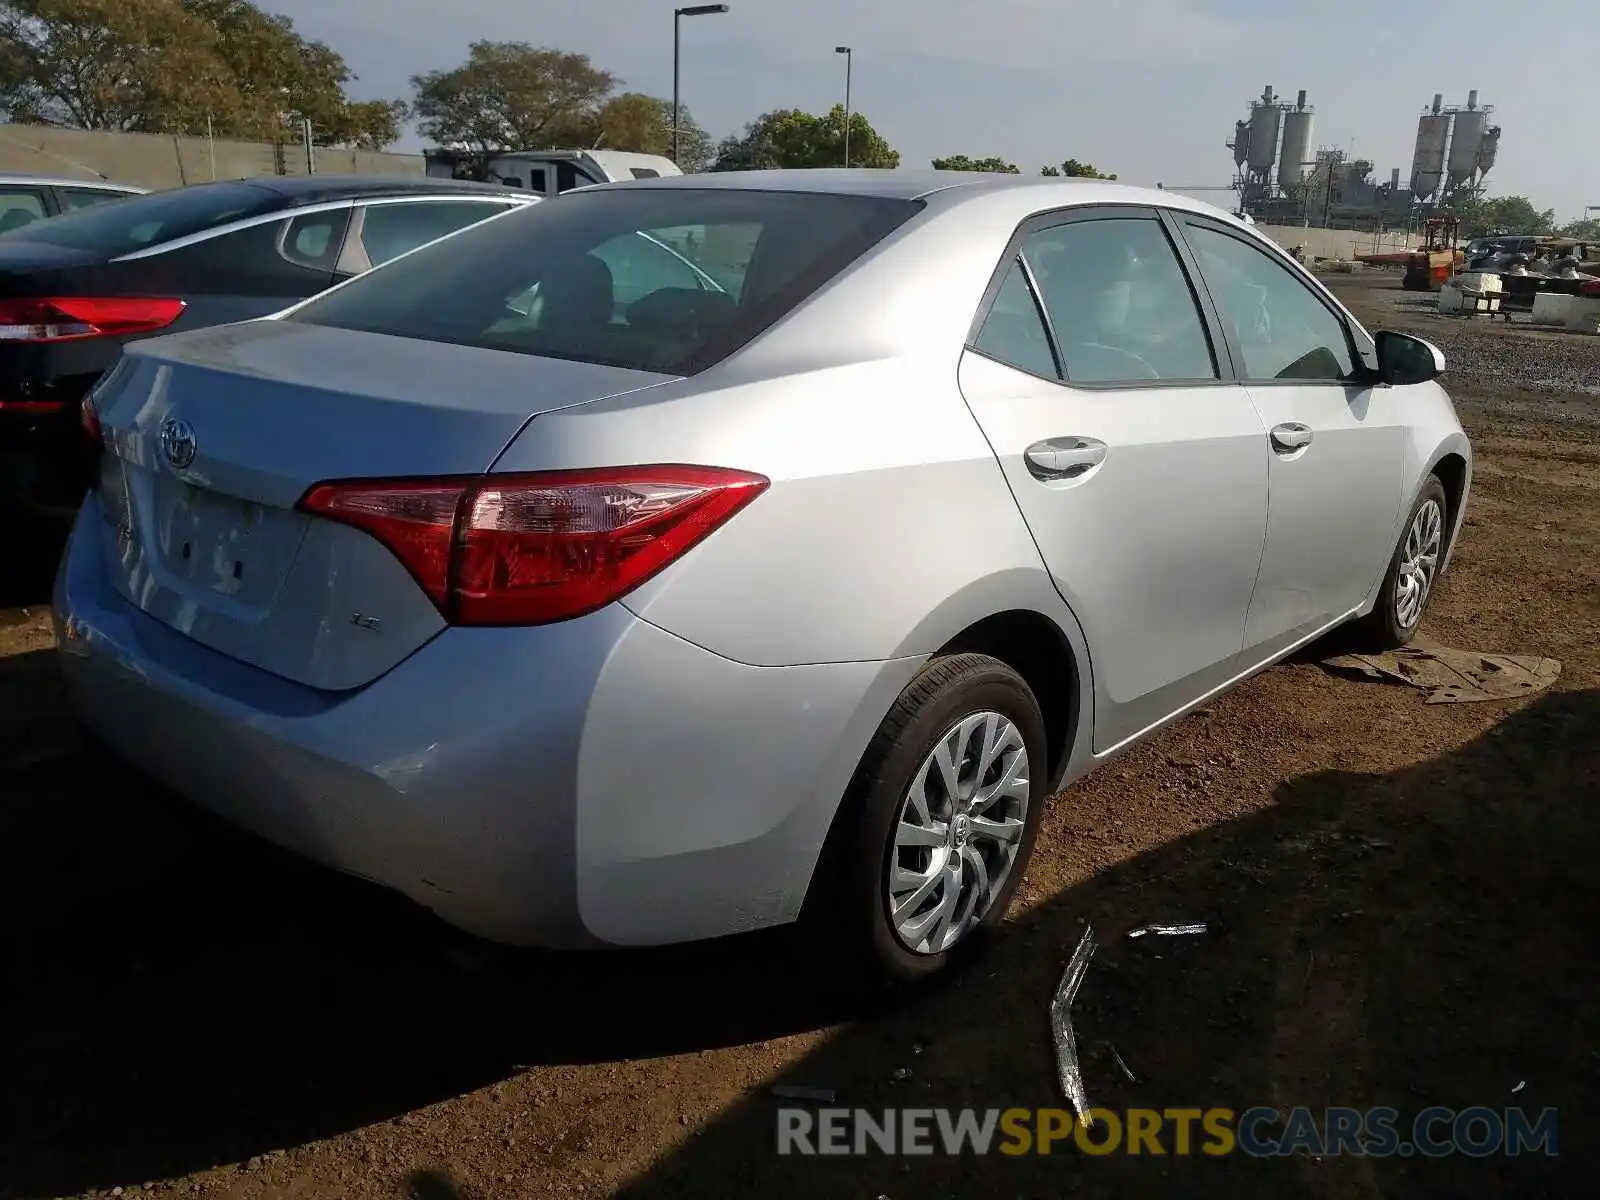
[{"left": 93, "top": 319, "right": 675, "bottom": 690}]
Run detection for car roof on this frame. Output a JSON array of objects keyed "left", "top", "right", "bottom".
[
  {"left": 156, "top": 175, "right": 531, "bottom": 206},
  {"left": 582, "top": 168, "right": 1234, "bottom": 220},
  {"left": 0, "top": 171, "right": 146, "bottom": 192}
]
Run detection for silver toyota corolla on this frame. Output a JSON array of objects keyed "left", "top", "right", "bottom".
[{"left": 55, "top": 171, "right": 1470, "bottom": 982}]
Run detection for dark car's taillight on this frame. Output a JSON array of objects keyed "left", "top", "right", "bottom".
[
  {"left": 0, "top": 297, "right": 185, "bottom": 343},
  {"left": 298, "top": 466, "right": 769, "bottom": 626}
]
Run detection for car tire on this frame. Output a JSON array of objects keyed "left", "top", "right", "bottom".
[
  {"left": 818, "top": 653, "right": 1049, "bottom": 987},
  {"left": 1353, "top": 475, "right": 1449, "bottom": 651}
]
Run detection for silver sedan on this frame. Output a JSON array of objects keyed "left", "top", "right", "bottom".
[{"left": 55, "top": 171, "right": 1470, "bottom": 983}]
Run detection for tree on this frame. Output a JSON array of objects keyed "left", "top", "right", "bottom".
[
  {"left": 931, "top": 154, "right": 1019, "bottom": 173},
  {"left": 1053, "top": 158, "right": 1117, "bottom": 180},
  {"left": 1559, "top": 216, "right": 1600, "bottom": 241},
  {"left": 410, "top": 41, "right": 616, "bottom": 152},
  {"left": 574, "top": 91, "right": 712, "bottom": 171},
  {"left": 0, "top": 0, "right": 402, "bottom": 145},
  {"left": 710, "top": 105, "right": 899, "bottom": 171},
  {"left": 1445, "top": 193, "right": 1555, "bottom": 237}
]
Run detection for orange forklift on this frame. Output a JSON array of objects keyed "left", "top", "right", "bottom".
[{"left": 1401, "top": 216, "right": 1464, "bottom": 291}]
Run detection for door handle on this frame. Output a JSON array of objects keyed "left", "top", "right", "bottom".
[
  {"left": 1269, "top": 422, "right": 1314, "bottom": 453},
  {"left": 1024, "top": 437, "right": 1107, "bottom": 481}
]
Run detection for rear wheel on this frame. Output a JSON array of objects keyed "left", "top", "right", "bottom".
[
  {"left": 824, "top": 653, "right": 1048, "bottom": 986},
  {"left": 1353, "top": 476, "right": 1448, "bottom": 650}
]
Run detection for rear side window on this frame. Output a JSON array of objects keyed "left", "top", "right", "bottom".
[
  {"left": 291, "top": 189, "right": 921, "bottom": 375},
  {"left": 358, "top": 200, "right": 505, "bottom": 268},
  {"left": 1023, "top": 217, "right": 1218, "bottom": 384},
  {"left": 58, "top": 187, "right": 132, "bottom": 213},
  {"left": 281, "top": 209, "right": 351, "bottom": 271},
  {"left": 972, "top": 257, "right": 1058, "bottom": 379},
  {"left": 10, "top": 181, "right": 280, "bottom": 255}
]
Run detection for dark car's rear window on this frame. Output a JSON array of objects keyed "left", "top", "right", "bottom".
[
  {"left": 288, "top": 187, "right": 922, "bottom": 375},
  {"left": 5, "top": 181, "right": 282, "bottom": 255}
]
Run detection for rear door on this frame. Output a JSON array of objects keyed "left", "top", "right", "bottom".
[
  {"left": 958, "top": 205, "right": 1270, "bottom": 753},
  {"left": 114, "top": 204, "right": 352, "bottom": 330},
  {"left": 1172, "top": 214, "right": 1408, "bottom": 661}
]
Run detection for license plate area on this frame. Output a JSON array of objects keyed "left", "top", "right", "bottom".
[{"left": 139, "top": 470, "right": 308, "bottom": 608}]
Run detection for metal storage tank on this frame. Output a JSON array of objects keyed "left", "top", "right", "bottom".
[
  {"left": 1410, "top": 101, "right": 1451, "bottom": 201},
  {"left": 1232, "top": 120, "right": 1251, "bottom": 167},
  {"left": 1477, "top": 125, "right": 1502, "bottom": 176},
  {"left": 1277, "top": 97, "right": 1315, "bottom": 192},
  {"left": 1448, "top": 104, "right": 1488, "bottom": 192},
  {"left": 1247, "top": 87, "right": 1281, "bottom": 175}
]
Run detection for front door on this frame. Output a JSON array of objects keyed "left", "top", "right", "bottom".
[
  {"left": 1174, "top": 216, "right": 1408, "bottom": 661},
  {"left": 958, "top": 207, "right": 1270, "bottom": 753}
]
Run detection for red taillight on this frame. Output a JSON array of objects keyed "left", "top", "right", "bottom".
[
  {"left": 0, "top": 297, "right": 185, "bottom": 342},
  {"left": 298, "top": 465, "right": 769, "bottom": 626}
]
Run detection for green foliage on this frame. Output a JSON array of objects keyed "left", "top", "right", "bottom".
[
  {"left": 1559, "top": 216, "right": 1600, "bottom": 240},
  {"left": 1445, "top": 193, "right": 1557, "bottom": 237},
  {"left": 581, "top": 92, "right": 712, "bottom": 173},
  {"left": 1056, "top": 158, "right": 1117, "bottom": 180},
  {"left": 711, "top": 105, "right": 899, "bottom": 171},
  {"left": 410, "top": 41, "right": 616, "bottom": 152},
  {"left": 0, "top": 0, "right": 402, "bottom": 146},
  {"left": 1040, "top": 165, "right": 1061, "bottom": 176},
  {"left": 931, "top": 154, "right": 1019, "bottom": 174}
]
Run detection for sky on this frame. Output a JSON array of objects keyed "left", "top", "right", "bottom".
[{"left": 269, "top": 0, "right": 1596, "bottom": 221}]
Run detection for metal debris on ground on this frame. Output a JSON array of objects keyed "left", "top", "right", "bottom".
[
  {"left": 1127, "top": 923, "right": 1208, "bottom": 939},
  {"left": 1512, "top": 1080, "right": 1527, "bottom": 1094},
  {"left": 1104, "top": 1041, "right": 1140, "bottom": 1084},
  {"left": 1049, "top": 924, "right": 1098, "bottom": 1125},
  {"left": 890, "top": 1067, "right": 912, "bottom": 1084},
  {"left": 1321, "top": 638, "right": 1561, "bottom": 704},
  {"left": 770, "top": 1085, "right": 837, "bottom": 1103}
]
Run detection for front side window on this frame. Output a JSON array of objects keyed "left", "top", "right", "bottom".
[
  {"left": 291, "top": 188, "right": 920, "bottom": 375},
  {"left": 1021, "top": 217, "right": 1219, "bottom": 385},
  {"left": 358, "top": 200, "right": 506, "bottom": 268},
  {"left": 1183, "top": 223, "right": 1356, "bottom": 382}
]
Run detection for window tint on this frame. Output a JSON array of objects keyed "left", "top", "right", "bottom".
[
  {"left": 0, "top": 188, "right": 47, "bottom": 235},
  {"left": 971, "top": 257, "right": 1058, "bottom": 379},
  {"left": 591, "top": 232, "right": 712, "bottom": 313},
  {"left": 156, "top": 220, "right": 333, "bottom": 294},
  {"left": 1022, "top": 217, "right": 1218, "bottom": 384},
  {"left": 281, "top": 209, "right": 350, "bottom": 271},
  {"left": 1184, "top": 224, "right": 1356, "bottom": 382},
  {"left": 291, "top": 189, "right": 920, "bottom": 375},
  {"left": 9, "top": 181, "right": 279, "bottom": 254},
  {"left": 58, "top": 187, "right": 132, "bottom": 213},
  {"left": 359, "top": 200, "right": 504, "bottom": 268}
]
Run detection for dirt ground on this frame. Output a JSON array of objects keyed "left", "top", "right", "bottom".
[{"left": 2, "top": 273, "right": 1596, "bottom": 1199}]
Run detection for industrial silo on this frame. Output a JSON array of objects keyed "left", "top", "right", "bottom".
[
  {"left": 1409, "top": 95, "right": 1451, "bottom": 201},
  {"left": 1232, "top": 120, "right": 1251, "bottom": 168},
  {"left": 1277, "top": 91, "right": 1314, "bottom": 193},
  {"left": 1447, "top": 91, "right": 1488, "bottom": 194},
  {"left": 1476, "top": 125, "right": 1502, "bottom": 179},
  {"left": 1247, "top": 87, "right": 1282, "bottom": 181}
]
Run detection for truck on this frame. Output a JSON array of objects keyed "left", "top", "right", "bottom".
[{"left": 423, "top": 148, "right": 682, "bottom": 198}]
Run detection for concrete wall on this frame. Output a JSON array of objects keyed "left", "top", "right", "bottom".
[
  {"left": 0, "top": 122, "right": 424, "bottom": 191},
  {"left": 1255, "top": 223, "right": 1413, "bottom": 261}
]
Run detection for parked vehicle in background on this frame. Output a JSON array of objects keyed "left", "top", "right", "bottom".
[
  {"left": 0, "top": 174, "right": 533, "bottom": 516},
  {"left": 55, "top": 172, "right": 1470, "bottom": 984},
  {"left": 425, "top": 148, "right": 682, "bottom": 197},
  {"left": 0, "top": 173, "right": 145, "bottom": 233}
]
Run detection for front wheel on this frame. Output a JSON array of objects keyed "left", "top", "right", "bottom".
[
  {"left": 827, "top": 654, "right": 1049, "bottom": 986},
  {"left": 1354, "top": 476, "right": 1449, "bottom": 650}
]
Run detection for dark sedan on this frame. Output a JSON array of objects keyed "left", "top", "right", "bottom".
[{"left": 0, "top": 174, "right": 533, "bottom": 515}]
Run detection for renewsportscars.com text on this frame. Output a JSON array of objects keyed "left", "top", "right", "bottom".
[{"left": 776, "top": 1106, "right": 1559, "bottom": 1158}]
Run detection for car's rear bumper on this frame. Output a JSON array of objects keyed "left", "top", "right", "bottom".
[{"left": 53, "top": 494, "right": 920, "bottom": 947}]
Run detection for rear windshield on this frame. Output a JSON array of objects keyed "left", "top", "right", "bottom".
[
  {"left": 288, "top": 187, "right": 922, "bottom": 375},
  {"left": 4, "top": 181, "right": 282, "bottom": 255}
]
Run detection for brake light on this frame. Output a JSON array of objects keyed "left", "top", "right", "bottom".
[
  {"left": 0, "top": 297, "right": 185, "bottom": 342},
  {"left": 298, "top": 465, "right": 769, "bottom": 626}
]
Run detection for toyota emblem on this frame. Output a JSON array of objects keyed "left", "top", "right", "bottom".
[{"left": 159, "top": 417, "right": 197, "bottom": 470}]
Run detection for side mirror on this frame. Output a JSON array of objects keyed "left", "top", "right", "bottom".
[{"left": 1375, "top": 330, "right": 1445, "bottom": 385}]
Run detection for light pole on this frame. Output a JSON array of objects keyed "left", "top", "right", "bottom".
[
  {"left": 674, "top": 4, "right": 729, "bottom": 166},
  {"left": 835, "top": 46, "right": 853, "bottom": 167}
]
